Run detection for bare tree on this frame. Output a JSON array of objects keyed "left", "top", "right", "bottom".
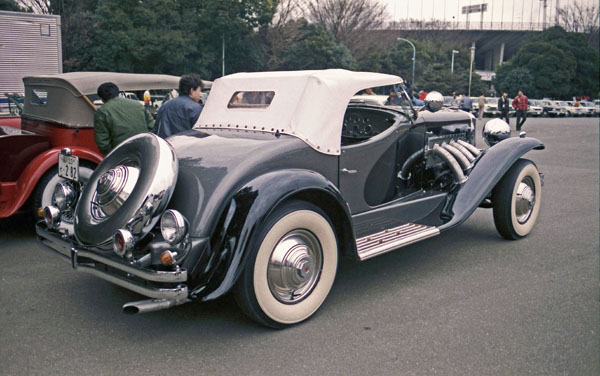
[
  {"left": 16, "top": 0, "right": 51, "bottom": 14},
  {"left": 261, "top": 1, "right": 305, "bottom": 70},
  {"left": 556, "top": 1, "right": 599, "bottom": 36},
  {"left": 303, "top": 0, "right": 388, "bottom": 59},
  {"left": 272, "top": 0, "right": 303, "bottom": 26}
]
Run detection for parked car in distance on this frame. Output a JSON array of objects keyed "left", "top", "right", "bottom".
[
  {"left": 542, "top": 100, "right": 567, "bottom": 117},
  {"left": 0, "top": 72, "right": 180, "bottom": 222},
  {"left": 556, "top": 101, "right": 583, "bottom": 117},
  {"left": 37, "top": 70, "right": 544, "bottom": 328},
  {"left": 579, "top": 101, "right": 598, "bottom": 116},
  {"left": 483, "top": 97, "right": 500, "bottom": 117},
  {"left": 527, "top": 99, "right": 545, "bottom": 117}
]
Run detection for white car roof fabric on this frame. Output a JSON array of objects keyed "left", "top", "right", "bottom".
[{"left": 195, "top": 69, "right": 403, "bottom": 155}]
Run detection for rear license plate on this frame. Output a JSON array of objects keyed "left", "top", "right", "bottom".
[{"left": 58, "top": 153, "right": 79, "bottom": 182}]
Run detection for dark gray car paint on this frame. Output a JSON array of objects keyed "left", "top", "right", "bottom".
[{"left": 166, "top": 129, "right": 339, "bottom": 238}]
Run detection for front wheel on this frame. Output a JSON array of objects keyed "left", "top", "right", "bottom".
[
  {"left": 234, "top": 200, "right": 338, "bottom": 329},
  {"left": 492, "top": 159, "right": 542, "bottom": 240}
]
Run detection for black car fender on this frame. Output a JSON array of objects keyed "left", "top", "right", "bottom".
[
  {"left": 438, "top": 137, "right": 545, "bottom": 232},
  {"left": 195, "top": 168, "right": 354, "bottom": 302}
]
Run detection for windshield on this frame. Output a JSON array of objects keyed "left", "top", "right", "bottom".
[
  {"left": 350, "top": 84, "right": 413, "bottom": 116},
  {"left": 486, "top": 98, "right": 498, "bottom": 104}
]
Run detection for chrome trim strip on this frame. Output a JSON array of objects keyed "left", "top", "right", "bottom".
[
  {"left": 36, "top": 223, "right": 187, "bottom": 283},
  {"left": 356, "top": 223, "right": 440, "bottom": 261},
  {"left": 77, "top": 265, "right": 188, "bottom": 300}
]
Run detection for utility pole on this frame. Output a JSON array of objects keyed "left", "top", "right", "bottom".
[
  {"left": 397, "top": 37, "right": 416, "bottom": 93},
  {"left": 468, "top": 44, "right": 475, "bottom": 97},
  {"left": 451, "top": 50, "right": 459, "bottom": 74},
  {"left": 221, "top": 34, "right": 225, "bottom": 77},
  {"left": 540, "top": 0, "right": 547, "bottom": 29}
]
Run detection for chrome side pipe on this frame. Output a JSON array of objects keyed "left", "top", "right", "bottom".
[{"left": 122, "top": 298, "right": 190, "bottom": 315}]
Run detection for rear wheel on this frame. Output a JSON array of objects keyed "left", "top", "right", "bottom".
[
  {"left": 33, "top": 162, "right": 95, "bottom": 219},
  {"left": 492, "top": 159, "right": 542, "bottom": 240},
  {"left": 234, "top": 200, "right": 338, "bottom": 329}
]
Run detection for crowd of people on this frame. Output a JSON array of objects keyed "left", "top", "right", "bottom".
[{"left": 93, "top": 74, "right": 204, "bottom": 154}]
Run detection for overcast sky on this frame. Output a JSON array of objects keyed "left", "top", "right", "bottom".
[{"left": 381, "top": 0, "right": 597, "bottom": 26}]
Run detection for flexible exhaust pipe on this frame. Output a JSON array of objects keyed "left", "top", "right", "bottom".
[
  {"left": 399, "top": 149, "right": 424, "bottom": 180},
  {"left": 441, "top": 143, "right": 473, "bottom": 171},
  {"left": 455, "top": 139, "right": 481, "bottom": 157},
  {"left": 432, "top": 144, "right": 467, "bottom": 184},
  {"left": 449, "top": 140, "right": 476, "bottom": 162},
  {"left": 123, "top": 298, "right": 190, "bottom": 314}
]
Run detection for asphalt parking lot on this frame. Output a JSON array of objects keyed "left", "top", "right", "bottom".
[{"left": 0, "top": 116, "right": 598, "bottom": 376}]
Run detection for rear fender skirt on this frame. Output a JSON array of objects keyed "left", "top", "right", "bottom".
[
  {"left": 438, "top": 137, "right": 544, "bottom": 232},
  {"left": 197, "top": 169, "right": 351, "bottom": 302},
  {"left": 0, "top": 146, "right": 102, "bottom": 218}
]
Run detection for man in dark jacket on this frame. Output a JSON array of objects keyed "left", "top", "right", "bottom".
[
  {"left": 498, "top": 91, "right": 510, "bottom": 124},
  {"left": 512, "top": 90, "right": 529, "bottom": 131},
  {"left": 153, "top": 75, "right": 203, "bottom": 138},
  {"left": 94, "top": 82, "right": 154, "bottom": 155},
  {"left": 460, "top": 94, "right": 472, "bottom": 113}
]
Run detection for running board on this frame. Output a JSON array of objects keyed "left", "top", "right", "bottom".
[{"left": 356, "top": 223, "right": 440, "bottom": 261}]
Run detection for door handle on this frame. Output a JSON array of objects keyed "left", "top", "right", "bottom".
[{"left": 341, "top": 168, "right": 357, "bottom": 174}]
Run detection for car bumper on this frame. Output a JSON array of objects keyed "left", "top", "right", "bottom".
[{"left": 36, "top": 222, "right": 189, "bottom": 300}]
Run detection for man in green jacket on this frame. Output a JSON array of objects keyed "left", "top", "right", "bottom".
[{"left": 94, "top": 82, "right": 154, "bottom": 155}]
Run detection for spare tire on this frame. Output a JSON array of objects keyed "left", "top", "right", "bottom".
[{"left": 74, "top": 133, "right": 178, "bottom": 246}]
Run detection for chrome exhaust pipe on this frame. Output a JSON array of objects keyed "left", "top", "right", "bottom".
[
  {"left": 441, "top": 143, "right": 473, "bottom": 171},
  {"left": 122, "top": 298, "right": 190, "bottom": 314},
  {"left": 432, "top": 144, "right": 467, "bottom": 184}
]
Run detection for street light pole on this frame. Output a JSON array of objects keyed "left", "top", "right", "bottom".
[
  {"left": 451, "top": 50, "right": 459, "bottom": 74},
  {"left": 468, "top": 44, "right": 476, "bottom": 96},
  {"left": 397, "top": 37, "right": 416, "bottom": 93}
]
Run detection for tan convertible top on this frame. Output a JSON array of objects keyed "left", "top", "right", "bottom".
[
  {"left": 21, "top": 72, "right": 201, "bottom": 128},
  {"left": 22, "top": 72, "right": 181, "bottom": 96}
]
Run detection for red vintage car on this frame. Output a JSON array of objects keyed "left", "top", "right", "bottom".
[{"left": 0, "top": 72, "right": 180, "bottom": 221}]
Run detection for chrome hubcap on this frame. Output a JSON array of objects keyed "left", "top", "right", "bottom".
[
  {"left": 515, "top": 176, "right": 535, "bottom": 224},
  {"left": 267, "top": 229, "right": 323, "bottom": 304},
  {"left": 92, "top": 165, "right": 139, "bottom": 219}
]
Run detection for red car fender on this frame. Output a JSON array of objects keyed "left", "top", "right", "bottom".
[{"left": 0, "top": 146, "right": 103, "bottom": 218}]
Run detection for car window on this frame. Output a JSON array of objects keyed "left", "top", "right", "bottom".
[
  {"left": 228, "top": 91, "right": 274, "bottom": 108},
  {"left": 31, "top": 89, "right": 47, "bottom": 106}
]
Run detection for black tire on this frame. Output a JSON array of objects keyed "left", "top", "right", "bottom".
[
  {"left": 234, "top": 200, "right": 338, "bottom": 329},
  {"left": 32, "top": 161, "right": 95, "bottom": 219},
  {"left": 492, "top": 159, "right": 542, "bottom": 240}
]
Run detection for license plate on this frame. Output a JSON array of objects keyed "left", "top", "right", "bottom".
[{"left": 58, "top": 153, "right": 79, "bottom": 182}]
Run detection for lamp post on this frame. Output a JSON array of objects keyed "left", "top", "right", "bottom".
[
  {"left": 451, "top": 50, "right": 459, "bottom": 74},
  {"left": 397, "top": 37, "right": 416, "bottom": 93},
  {"left": 468, "top": 45, "right": 476, "bottom": 96}
]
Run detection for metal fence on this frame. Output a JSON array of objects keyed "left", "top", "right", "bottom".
[{"left": 387, "top": 20, "right": 550, "bottom": 32}]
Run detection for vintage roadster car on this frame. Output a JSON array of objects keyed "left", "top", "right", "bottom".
[
  {"left": 37, "top": 70, "right": 544, "bottom": 328},
  {"left": 0, "top": 72, "right": 180, "bottom": 221}
]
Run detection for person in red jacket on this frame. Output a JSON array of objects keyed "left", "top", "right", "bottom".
[{"left": 512, "top": 90, "right": 529, "bottom": 131}]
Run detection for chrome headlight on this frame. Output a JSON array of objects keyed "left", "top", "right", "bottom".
[
  {"left": 482, "top": 118, "right": 511, "bottom": 146},
  {"left": 52, "top": 182, "right": 76, "bottom": 211},
  {"left": 424, "top": 91, "right": 444, "bottom": 112},
  {"left": 160, "top": 209, "right": 188, "bottom": 244}
]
